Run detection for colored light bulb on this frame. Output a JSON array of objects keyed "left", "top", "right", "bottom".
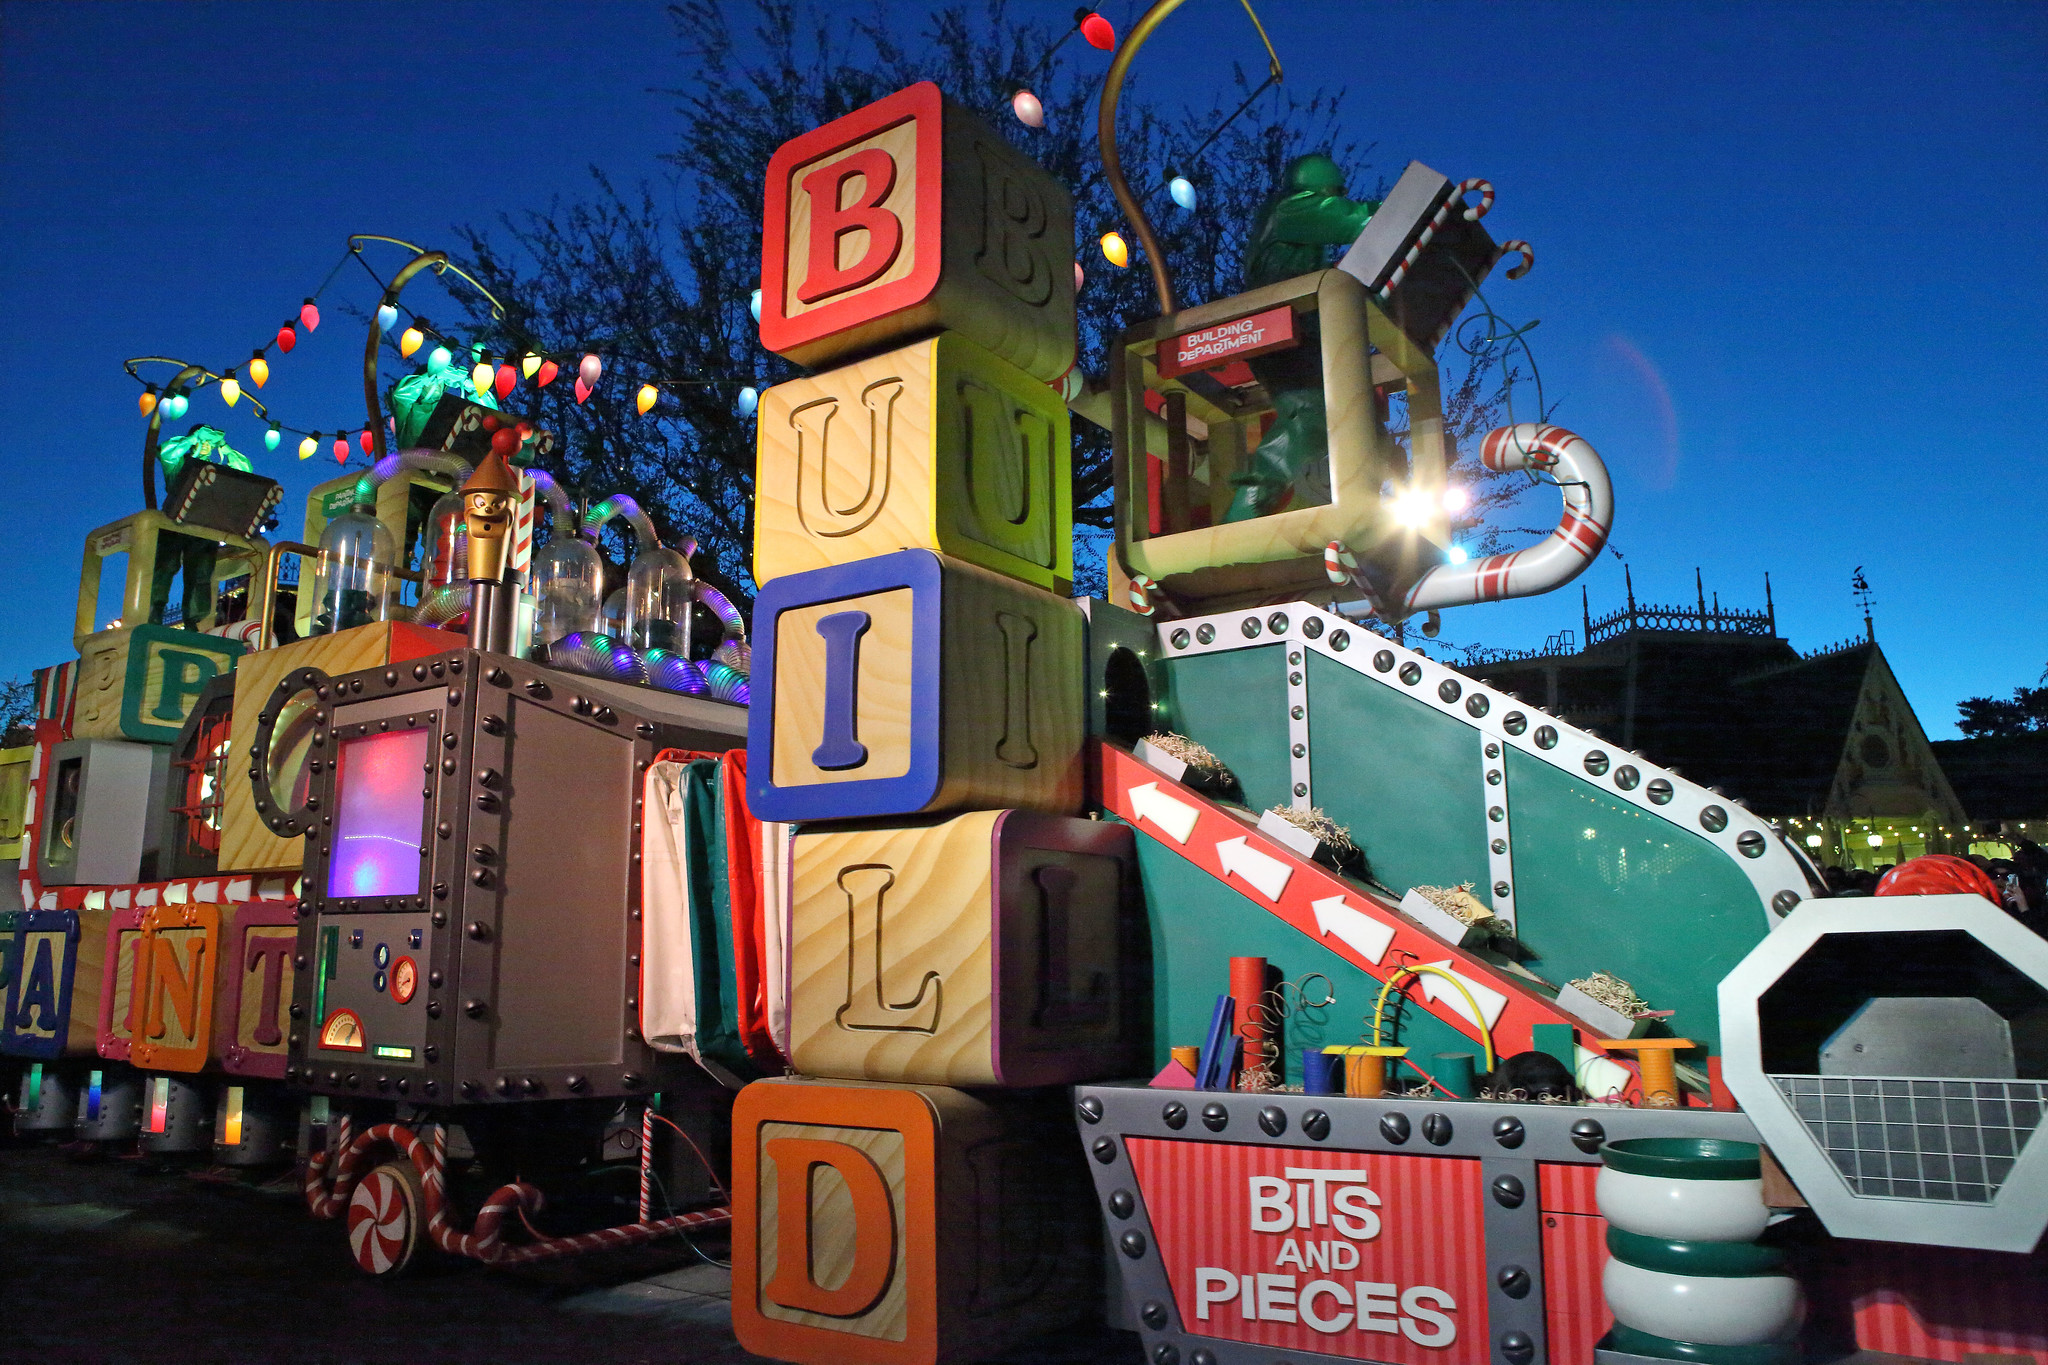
[
  {"left": 578, "top": 354, "right": 602, "bottom": 387},
  {"left": 1074, "top": 261, "right": 1085, "bottom": 293},
  {"left": 574, "top": 377, "right": 592, "bottom": 405},
  {"left": 264, "top": 425, "right": 281, "bottom": 451},
  {"left": 1100, "top": 232, "right": 1129, "bottom": 268},
  {"left": 636, "top": 383, "right": 658, "bottom": 415},
  {"left": 1168, "top": 176, "right": 1197, "bottom": 211},
  {"left": 1441, "top": 486, "right": 1468, "bottom": 513},
  {"left": 399, "top": 325, "right": 423, "bottom": 358},
  {"left": 276, "top": 324, "right": 296, "bottom": 354},
  {"left": 471, "top": 361, "right": 494, "bottom": 396},
  {"left": 333, "top": 437, "right": 348, "bottom": 462},
  {"left": 300, "top": 298, "right": 320, "bottom": 332},
  {"left": 736, "top": 386, "right": 759, "bottom": 417},
  {"left": 1079, "top": 11, "right": 1115, "bottom": 49},
  {"left": 1012, "top": 89, "right": 1044, "bottom": 129},
  {"left": 427, "top": 346, "right": 452, "bottom": 372},
  {"left": 299, "top": 434, "right": 316, "bottom": 460},
  {"left": 537, "top": 358, "right": 559, "bottom": 387},
  {"left": 219, "top": 372, "right": 241, "bottom": 407},
  {"left": 521, "top": 352, "right": 541, "bottom": 379},
  {"left": 376, "top": 303, "right": 398, "bottom": 333},
  {"left": 139, "top": 387, "right": 158, "bottom": 417},
  {"left": 249, "top": 353, "right": 269, "bottom": 388},
  {"left": 164, "top": 391, "right": 188, "bottom": 419},
  {"left": 495, "top": 363, "right": 517, "bottom": 399},
  {"left": 359, "top": 429, "right": 373, "bottom": 453},
  {"left": 749, "top": 289, "right": 762, "bottom": 323}
]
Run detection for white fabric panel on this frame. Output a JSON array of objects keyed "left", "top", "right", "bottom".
[
  {"left": 761, "top": 820, "right": 794, "bottom": 1059},
  {"left": 640, "top": 760, "right": 699, "bottom": 1060}
]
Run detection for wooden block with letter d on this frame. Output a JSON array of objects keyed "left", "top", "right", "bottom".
[
  {"left": 752, "top": 331, "right": 1073, "bottom": 591},
  {"left": 747, "top": 549, "right": 1083, "bottom": 823},
  {"left": 788, "top": 809, "right": 1143, "bottom": 1086},
  {"left": 759, "top": 81, "right": 1076, "bottom": 382},
  {"left": 732, "top": 1076, "right": 1098, "bottom": 1365}
]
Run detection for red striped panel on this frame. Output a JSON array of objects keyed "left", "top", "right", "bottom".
[
  {"left": 1536, "top": 1162, "right": 1601, "bottom": 1215},
  {"left": 1554, "top": 510, "right": 1605, "bottom": 563},
  {"left": 1817, "top": 1242, "right": 2048, "bottom": 1358},
  {"left": 1541, "top": 1211, "right": 1610, "bottom": 1363},
  {"left": 1129, "top": 1137, "right": 1489, "bottom": 1364}
]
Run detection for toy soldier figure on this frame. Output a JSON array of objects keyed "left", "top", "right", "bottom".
[{"left": 1226, "top": 152, "right": 1379, "bottom": 522}]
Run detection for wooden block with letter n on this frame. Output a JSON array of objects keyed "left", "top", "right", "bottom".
[
  {"left": 747, "top": 549, "right": 1083, "bottom": 823},
  {"left": 789, "top": 810, "right": 1143, "bottom": 1086},
  {"left": 752, "top": 332, "right": 1073, "bottom": 591},
  {"left": 732, "top": 1077, "right": 1098, "bottom": 1365},
  {"left": 128, "top": 900, "right": 225, "bottom": 1073},
  {"left": 759, "top": 81, "right": 1076, "bottom": 382}
]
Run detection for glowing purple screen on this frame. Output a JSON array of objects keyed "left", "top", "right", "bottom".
[{"left": 327, "top": 729, "right": 429, "bottom": 898}]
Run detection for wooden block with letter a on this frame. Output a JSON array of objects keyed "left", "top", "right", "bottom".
[
  {"left": 732, "top": 1077, "right": 1097, "bottom": 1365},
  {"left": 0, "top": 909, "right": 109, "bottom": 1059},
  {"left": 752, "top": 332, "right": 1073, "bottom": 591},
  {"left": 759, "top": 81, "right": 1076, "bottom": 382},
  {"left": 788, "top": 810, "right": 1142, "bottom": 1086},
  {"left": 747, "top": 549, "right": 1083, "bottom": 823}
]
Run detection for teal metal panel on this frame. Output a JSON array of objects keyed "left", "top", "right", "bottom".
[
  {"left": 1130, "top": 824, "right": 1475, "bottom": 1086},
  {"left": 1504, "top": 748, "right": 1767, "bottom": 1051},
  {"left": 1303, "top": 652, "right": 1491, "bottom": 898},
  {"left": 1155, "top": 647, "right": 1292, "bottom": 812}
]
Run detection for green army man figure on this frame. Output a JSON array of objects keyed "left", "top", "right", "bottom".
[{"left": 1226, "top": 152, "right": 1379, "bottom": 522}]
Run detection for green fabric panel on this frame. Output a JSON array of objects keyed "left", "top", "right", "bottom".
[
  {"left": 1157, "top": 647, "right": 1292, "bottom": 811},
  {"left": 1504, "top": 748, "right": 1768, "bottom": 1051},
  {"left": 683, "top": 760, "right": 755, "bottom": 1078},
  {"left": 1304, "top": 652, "right": 1491, "bottom": 897},
  {"left": 1129, "top": 823, "right": 1475, "bottom": 1086}
]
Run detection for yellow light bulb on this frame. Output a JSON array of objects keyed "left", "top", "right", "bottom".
[
  {"left": 636, "top": 383, "right": 658, "bottom": 415},
  {"left": 298, "top": 435, "right": 316, "bottom": 460},
  {"left": 471, "top": 362, "right": 493, "bottom": 396},
  {"left": 220, "top": 375, "right": 241, "bottom": 407},
  {"left": 1100, "top": 232, "right": 1130, "bottom": 268},
  {"left": 400, "top": 326, "right": 424, "bottom": 359},
  {"left": 521, "top": 353, "right": 542, "bottom": 379}
]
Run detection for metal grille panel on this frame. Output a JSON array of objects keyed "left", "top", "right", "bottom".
[{"left": 1772, "top": 1073, "right": 2047, "bottom": 1203}]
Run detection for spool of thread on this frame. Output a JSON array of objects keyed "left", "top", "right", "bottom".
[
  {"left": 1343, "top": 1048, "right": 1384, "bottom": 1098},
  {"left": 1231, "top": 956, "right": 1268, "bottom": 1083},
  {"left": 1433, "top": 1051, "right": 1477, "bottom": 1099},
  {"left": 1301, "top": 1049, "right": 1343, "bottom": 1096},
  {"left": 1171, "top": 1045, "right": 1201, "bottom": 1075}
]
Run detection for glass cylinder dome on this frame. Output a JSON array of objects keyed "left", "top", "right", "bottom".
[
  {"left": 529, "top": 534, "right": 605, "bottom": 657},
  {"left": 600, "top": 588, "right": 628, "bottom": 637},
  {"left": 423, "top": 490, "right": 467, "bottom": 592},
  {"left": 310, "top": 507, "right": 397, "bottom": 636},
  {"left": 622, "top": 545, "right": 695, "bottom": 654}
]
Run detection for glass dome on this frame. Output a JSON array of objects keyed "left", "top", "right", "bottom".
[
  {"left": 310, "top": 507, "right": 397, "bottom": 636},
  {"left": 530, "top": 533, "right": 605, "bottom": 657},
  {"left": 622, "top": 545, "right": 695, "bottom": 654},
  {"left": 422, "top": 489, "right": 467, "bottom": 592},
  {"left": 600, "top": 587, "right": 628, "bottom": 638}
]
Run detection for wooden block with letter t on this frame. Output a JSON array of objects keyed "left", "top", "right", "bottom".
[
  {"left": 759, "top": 81, "right": 1076, "bottom": 382},
  {"left": 746, "top": 549, "right": 1083, "bottom": 823},
  {"left": 752, "top": 331, "right": 1073, "bottom": 591},
  {"left": 731, "top": 1077, "right": 1097, "bottom": 1365},
  {"left": 788, "top": 810, "right": 1143, "bottom": 1086}
]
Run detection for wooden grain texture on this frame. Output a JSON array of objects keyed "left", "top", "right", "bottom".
[
  {"left": 772, "top": 588, "right": 916, "bottom": 791},
  {"left": 935, "top": 556, "right": 1084, "bottom": 815},
  {"left": 759, "top": 84, "right": 1075, "bottom": 382},
  {"left": 69, "top": 626, "right": 134, "bottom": 742},
  {"left": 757, "top": 1119, "right": 911, "bottom": 1343},
  {"left": 229, "top": 919, "right": 296, "bottom": 1070},
  {"left": 752, "top": 333, "right": 1072, "bottom": 590},
  {"left": 67, "top": 908, "right": 109, "bottom": 1057},
  {"left": 99, "top": 914, "right": 146, "bottom": 1058}
]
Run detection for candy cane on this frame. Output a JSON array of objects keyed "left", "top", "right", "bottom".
[
  {"left": 1499, "top": 240, "right": 1534, "bottom": 279},
  {"left": 1401, "top": 424, "right": 1610, "bottom": 615},
  {"left": 1457, "top": 178, "right": 1495, "bottom": 220},
  {"left": 1127, "top": 572, "right": 1159, "bottom": 617}
]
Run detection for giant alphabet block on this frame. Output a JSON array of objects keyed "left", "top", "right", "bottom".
[
  {"left": 0, "top": 909, "right": 108, "bottom": 1059},
  {"left": 732, "top": 1077, "right": 1096, "bottom": 1365},
  {"left": 753, "top": 332, "right": 1073, "bottom": 591},
  {"left": 759, "top": 81, "right": 1076, "bottom": 382},
  {"left": 748, "top": 549, "right": 1083, "bottom": 822},
  {"left": 71, "top": 623, "right": 246, "bottom": 745},
  {"left": 215, "top": 900, "right": 296, "bottom": 1079},
  {"left": 129, "top": 900, "right": 223, "bottom": 1073},
  {"left": 788, "top": 810, "right": 1142, "bottom": 1086}
]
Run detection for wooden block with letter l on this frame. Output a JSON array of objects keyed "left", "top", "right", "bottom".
[
  {"left": 732, "top": 1077, "right": 1098, "bottom": 1365},
  {"left": 788, "top": 809, "right": 1144, "bottom": 1086},
  {"left": 752, "top": 332, "right": 1073, "bottom": 591},
  {"left": 759, "top": 81, "right": 1076, "bottom": 382},
  {"left": 747, "top": 549, "right": 1083, "bottom": 823}
]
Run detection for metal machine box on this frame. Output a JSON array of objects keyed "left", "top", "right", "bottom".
[
  {"left": 279, "top": 647, "right": 747, "bottom": 1104},
  {"left": 36, "top": 738, "right": 171, "bottom": 885}
]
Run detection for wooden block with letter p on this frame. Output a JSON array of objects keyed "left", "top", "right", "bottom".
[
  {"left": 759, "top": 81, "right": 1076, "bottom": 382},
  {"left": 732, "top": 1076, "right": 1097, "bottom": 1365},
  {"left": 752, "top": 332, "right": 1073, "bottom": 591},
  {"left": 788, "top": 810, "right": 1143, "bottom": 1086},
  {"left": 747, "top": 549, "right": 1083, "bottom": 822}
]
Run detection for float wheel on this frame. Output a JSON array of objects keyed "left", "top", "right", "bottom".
[{"left": 347, "top": 1159, "right": 425, "bottom": 1276}]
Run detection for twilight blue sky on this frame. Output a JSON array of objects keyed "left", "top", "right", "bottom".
[{"left": 1, "top": 1, "right": 2041, "bottom": 736}]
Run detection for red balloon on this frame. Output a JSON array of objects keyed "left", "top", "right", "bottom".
[
  {"left": 1080, "top": 11, "right": 1114, "bottom": 49},
  {"left": 490, "top": 427, "right": 520, "bottom": 456},
  {"left": 276, "top": 324, "right": 297, "bottom": 354},
  {"left": 1874, "top": 854, "right": 2002, "bottom": 906},
  {"left": 537, "top": 359, "right": 559, "bottom": 387}
]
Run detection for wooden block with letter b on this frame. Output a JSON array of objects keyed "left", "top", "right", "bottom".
[
  {"left": 752, "top": 332, "right": 1073, "bottom": 591},
  {"left": 759, "top": 81, "right": 1076, "bottom": 382},
  {"left": 788, "top": 809, "right": 1143, "bottom": 1086},
  {"left": 746, "top": 549, "right": 1083, "bottom": 822},
  {"left": 732, "top": 1076, "right": 1097, "bottom": 1365}
]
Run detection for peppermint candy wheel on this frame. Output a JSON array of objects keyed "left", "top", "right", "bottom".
[{"left": 347, "top": 1162, "right": 424, "bottom": 1276}]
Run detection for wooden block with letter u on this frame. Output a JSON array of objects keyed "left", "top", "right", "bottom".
[
  {"left": 732, "top": 1077, "right": 1097, "bottom": 1365},
  {"left": 788, "top": 809, "right": 1143, "bottom": 1086},
  {"left": 752, "top": 331, "right": 1073, "bottom": 591},
  {"left": 759, "top": 81, "right": 1076, "bottom": 382},
  {"left": 746, "top": 549, "right": 1083, "bottom": 823}
]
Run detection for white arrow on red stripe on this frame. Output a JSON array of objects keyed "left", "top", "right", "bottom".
[
  {"left": 1127, "top": 782, "right": 1199, "bottom": 844},
  {"left": 1417, "top": 960, "right": 1509, "bottom": 1031},
  {"left": 1216, "top": 837, "right": 1292, "bottom": 901},
  {"left": 1311, "top": 895, "right": 1395, "bottom": 964}
]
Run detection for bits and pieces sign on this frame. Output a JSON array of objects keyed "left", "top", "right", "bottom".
[{"left": 1126, "top": 1138, "right": 1485, "bottom": 1361}]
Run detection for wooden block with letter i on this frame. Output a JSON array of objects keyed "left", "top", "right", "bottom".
[
  {"left": 788, "top": 809, "right": 1143, "bottom": 1086},
  {"left": 759, "top": 81, "right": 1076, "bottom": 382},
  {"left": 747, "top": 549, "right": 1083, "bottom": 822},
  {"left": 752, "top": 332, "right": 1073, "bottom": 591},
  {"left": 732, "top": 1077, "right": 1097, "bottom": 1365}
]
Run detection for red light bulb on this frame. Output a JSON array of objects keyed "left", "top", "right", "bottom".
[
  {"left": 537, "top": 359, "right": 559, "bottom": 387},
  {"left": 276, "top": 324, "right": 297, "bottom": 354},
  {"left": 300, "top": 298, "right": 320, "bottom": 332},
  {"left": 495, "top": 363, "right": 516, "bottom": 400},
  {"left": 1079, "top": 11, "right": 1115, "bottom": 49}
]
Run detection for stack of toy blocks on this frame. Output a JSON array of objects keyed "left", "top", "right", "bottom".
[{"left": 735, "top": 82, "right": 1143, "bottom": 1364}]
